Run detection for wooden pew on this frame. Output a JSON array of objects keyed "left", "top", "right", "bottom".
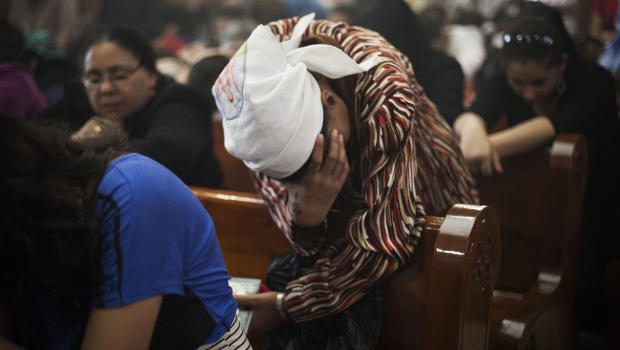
[
  {"left": 212, "top": 119, "right": 256, "bottom": 193},
  {"left": 476, "top": 133, "right": 588, "bottom": 350},
  {"left": 190, "top": 187, "right": 501, "bottom": 350}
]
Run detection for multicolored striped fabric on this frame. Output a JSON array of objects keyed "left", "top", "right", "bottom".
[
  {"left": 197, "top": 315, "right": 252, "bottom": 350},
  {"left": 253, "top": 18, "right": 479, "bottom": 322}
]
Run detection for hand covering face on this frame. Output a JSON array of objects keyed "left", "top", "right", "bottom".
[{"left": 212, "top": 13, "right": 379, "bottom": 179}]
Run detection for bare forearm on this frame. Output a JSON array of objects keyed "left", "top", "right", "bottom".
[
  {"left": 489, "top": 116, "right": 555, "bottom": 158},
  {"left": 453, "top": 112, "right": 487, "bottom": 139}
]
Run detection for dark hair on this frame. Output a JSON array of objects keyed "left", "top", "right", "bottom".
[
  {"left": 0, "top": 18, "right": 25, "bottom": 62},
  {"left": 502, "top": 17, "right": 564, "bottom": 66},
  {"left": 501, "top": 1, "right": 577, "bottom": 66},
  {"left": 187, "top": 54, "right": 230, "bottom": 112},
  {"left": 519, "top": 1, "right": 576, "bottom": 55},
  {"left": 419, "top": 4, "right": 447, "bottom": 42},
  {"left": 85, "top": 25, "right": 157, "bottom": 74},
  {"left": 0, "top": 115, "right": 126, "bottom": 326}
]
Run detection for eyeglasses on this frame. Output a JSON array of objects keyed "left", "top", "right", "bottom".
[
  {"left": 503, "top": 33, "right": 555, "bottom": 46},
  {"left": 83, "top": 65, "right": 142, "bottom": 90}
]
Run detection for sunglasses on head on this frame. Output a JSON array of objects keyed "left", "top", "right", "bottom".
[{"left": 503, "top": 33, "right": 555, "bottom": 46}]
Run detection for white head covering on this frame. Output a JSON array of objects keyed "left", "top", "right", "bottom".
[{"left": 212, "top": 13, "right": 380, "bottom": 179}]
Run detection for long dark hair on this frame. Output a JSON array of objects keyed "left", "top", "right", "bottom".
[{"left": 0, "top": 115, "right": 126, "bottom": 335}]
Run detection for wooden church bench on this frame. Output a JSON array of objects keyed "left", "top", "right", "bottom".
[
  {"left": 476, "top": 133, "right": 588, "bottom": 350},
  {"left": 191, "top": 187, "right": 500, "bottom": 349}
]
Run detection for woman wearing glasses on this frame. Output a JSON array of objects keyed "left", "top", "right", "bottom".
[
  {"left": 454, "top": 1, "right": 619, "bottom": 339},
  {"left": 79, "top": 26, "right": 222, "bottom": 189}
]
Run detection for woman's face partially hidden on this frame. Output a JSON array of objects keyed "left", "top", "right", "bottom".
[
  {"left": 83, "top": 42, "right": 157, "bottom": 121},
  {"left": 317, "top": 77, "right": 351, "bottom": 144},
  {"left": 505, "top": 56, "right": 567, "bottom": 111}
]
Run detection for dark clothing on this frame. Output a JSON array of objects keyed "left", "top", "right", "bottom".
[
  {"left": 426, "top": 51, "right": 464, "bottom": 124},
  {"left": 469, "top": 57, "right": 620, "bottom": 213},
  {"left": 39, "top": 76, "right": 222, "bottom": 188},
  {"left": 38, "top": 77, "right": 92, "bottom": 129},
  {"left": 124, "top": 76, "right": 221, "bottom": 188},
  {"left": 468, "top": 57, "right": 620, "bottom": 328},
  {"left": 0, "top": 62, "right": 47, "bottom": 118},
  {"left": 353, "top": 0, "right": 464, "bottom": 125}
]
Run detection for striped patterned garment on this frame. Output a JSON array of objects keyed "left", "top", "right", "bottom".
[{"left": 253, "top": 17, "right": 479, "bottom": 322}]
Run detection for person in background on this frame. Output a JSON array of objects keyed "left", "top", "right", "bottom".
[
  {"left": 212, "top": 12, "right": 478, "bottom": 348},
  {"left": 326, "top": 4, "right": 355, "bottom": 24},
  {"left": 599, "top": 6, "right": 620, "bottom": 77},
  {"left": 453, "top": 1, "right": 620, "bottom": 338},
  {"left": 0, "top": 115, "right": 251, "bottom": 350},
  {"left": 0, "top": 18, "right": 47, "bottom": 118},
  {"left": 284, "top": 0, "right": 327, "bottom": 19},
  {"left": 187, "top": 54, "right": 230, "bottom": 112},
  {"left": 8, "top": 0, "right": 81, "bottom": 52},
  {"left": 218, "top": 20, "right": 256, "bottom": 54},
  {"left": 75, "top": 25, "right": 222, "bottom": 188},
  {"left": 353, "top": 0, "right": 465, "bottom": 125},
  {"left": 443, "top": 7, "right": 487, "bottom": 109},
  {"left": 590, "top": 0, "right": 618, "bottom": 48}
]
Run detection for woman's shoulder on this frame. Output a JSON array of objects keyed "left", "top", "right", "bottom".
[
  {"left": 569, "top": 57, "right": 614, "bottom": 86},
  {"left": 101, "top": 153, "right": 188, "bottom": 195},
  {"left": 106, "top": 152, "right": 166, "bottom": 173}
]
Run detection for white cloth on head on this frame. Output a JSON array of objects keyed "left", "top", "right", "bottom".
[{"left": 212, "top": 13, "right": 380, "bottom": 179}]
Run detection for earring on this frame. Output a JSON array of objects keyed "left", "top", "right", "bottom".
[{"left": 555, "top": 78, "right": 567, "bottom": 95}]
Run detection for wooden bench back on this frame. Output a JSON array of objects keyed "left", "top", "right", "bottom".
[
  {"left": 476, "top": 133, "right": 587, "bottom": 350},
  {"left": 190, "top": 187, "right": 289, "bottom": 279},
  {"left": 477, "top": 133, "right": 587, "bottom": 293},
  {"left": 190, "top": 187, "right": 500, "bottom": 350}
]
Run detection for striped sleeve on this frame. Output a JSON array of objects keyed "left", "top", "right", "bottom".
[{"left": 252, "top": 17, "right": 476, "bottom": 322}]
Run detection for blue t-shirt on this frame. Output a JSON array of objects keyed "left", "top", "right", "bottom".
[{"left": 25, "top": 153, "right": 237, "bottom": 349}]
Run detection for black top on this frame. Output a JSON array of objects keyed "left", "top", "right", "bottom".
[
  {"left": 124, "top": 76, "right": 222, "bottom": 188},
  {"left": 470, "top": 58, "right": 616, "bottom": 137},
  {"left": 353, "top": 0, "right": 464, "bottom": 125},
  {"left": 39, "top": 75, "right": 222, "bottom": 188},
  {"left": 468, "top": 56, "right": 620, "bottom": 256},
  {"left": 426, "top": 50, "right": 464, "bottom": 125}
]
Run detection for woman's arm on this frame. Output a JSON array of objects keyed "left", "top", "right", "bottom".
[
  {"left": 488, "top": 116, "right": 556, "bottom": 159},
  {"left": 454, "top": 112, "right": 502, "bottom": 176},
  {"left": 81, "top": 296, "right": 162, "bottom": 350}
]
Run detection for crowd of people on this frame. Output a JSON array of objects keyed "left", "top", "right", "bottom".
[{"left": 1, "top": 0, "right": 618, "bottom": 349}]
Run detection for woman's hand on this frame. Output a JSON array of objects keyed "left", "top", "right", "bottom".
[
  {"left": 460, "top": 130, "right": 503, "bottom": 176},
  {"left": 235, "top": 292, "right": 288, "bottom": 334},
  {"left": 454, "top": 113, "right": 503, "bottom": 176},
  {"left": 71, "top": 117, "right": 123, "bottom": 143},
  {"left": 286, "top": 129, "right": 350, "bottom": 228}
]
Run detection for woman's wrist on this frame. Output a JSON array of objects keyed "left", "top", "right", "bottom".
[
  {"left": 454, "top": 112, "right": 487, "bottom": 137},
  {"left": 275, "top": 292, "right": 290, "bottom": 321}
]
